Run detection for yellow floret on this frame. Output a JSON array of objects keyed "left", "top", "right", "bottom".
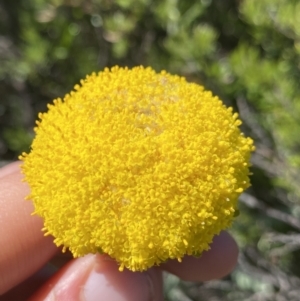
[{"left": 19, "top": 66, "right": 254, "bottom": 271}]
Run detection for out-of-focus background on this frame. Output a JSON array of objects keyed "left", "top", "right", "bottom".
[{"left": 1, "top": 0, "right": 300, "bottom": 300}]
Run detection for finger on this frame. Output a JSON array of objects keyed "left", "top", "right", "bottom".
[
  {"left": 161, "top": 231, "right": 238, "bottom": 282},
  {"left": 29, "top": 254, "right": 164, "bottom": 301},
  {"left": 28, "top": 233, "right": 237, "bottom": 300},
  {"left": 0, "top": 161, "right": 21, "bottom": 179},
  {"left": 0, "top": 163, "right": 58, "bottom": 295}
]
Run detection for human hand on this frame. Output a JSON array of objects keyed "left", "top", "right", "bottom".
[{"left": 0, "top": 162, "right": 238, "bottom": 301}]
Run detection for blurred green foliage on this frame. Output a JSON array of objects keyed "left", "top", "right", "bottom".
[{"left": 1, "top": 0, "right": 300, "bottom": 299}]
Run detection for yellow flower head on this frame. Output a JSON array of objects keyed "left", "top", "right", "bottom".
[{"left": 20, "top": 66, "right": 254, "bottom": 271}]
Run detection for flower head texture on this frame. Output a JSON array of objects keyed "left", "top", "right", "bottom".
[{"left": 20, "top": 66, "right": 254, "bottom": 272}]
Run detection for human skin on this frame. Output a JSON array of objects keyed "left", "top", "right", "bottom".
[{"left": 0, "top": 162, "right": 239, "bottom": 301}]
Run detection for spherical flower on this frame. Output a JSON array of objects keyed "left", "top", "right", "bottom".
[{"left": 20, "top": 66, "right": 254, "bottom": 272}]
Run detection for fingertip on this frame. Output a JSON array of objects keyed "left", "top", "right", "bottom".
[
  {"left": 161, "top": 231, "right": 238, "bottom": 282},
  {"left": 29, "top": 254, "right": 164, "bottom": 301},
  {"left": 28, "top": 255, "right": 94, "bottom": 301},
  {"left": 82, "top": 256, "right": 163, "bottom": 301}
]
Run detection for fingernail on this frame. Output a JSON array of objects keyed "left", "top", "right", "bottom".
[{"left": 81, "top": 256, "right": 162, "bottom": 301}]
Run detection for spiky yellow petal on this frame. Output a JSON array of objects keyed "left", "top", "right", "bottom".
[{"left": 20, "top": 66, "right": 254, "bottom": 271}]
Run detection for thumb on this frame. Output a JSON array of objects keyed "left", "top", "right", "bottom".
[{"left": 28, "top": 254, "right": 163, "bottom": 301}]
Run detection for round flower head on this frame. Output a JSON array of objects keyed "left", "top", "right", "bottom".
[{"left": 20, "top": 66, "right": 254, "bottom": 272}]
